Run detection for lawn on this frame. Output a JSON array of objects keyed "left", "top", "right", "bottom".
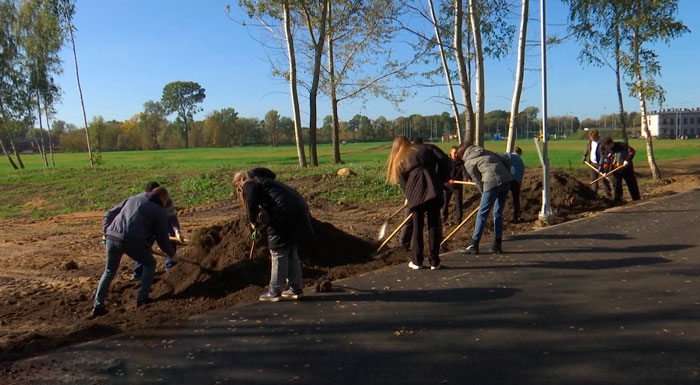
[{"left": 1, "top": 139, "right": 698, "bottom": 217}]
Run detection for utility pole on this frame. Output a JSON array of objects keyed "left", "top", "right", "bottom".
[{"left": 538, "top": 0, "right": 554, "bottom": 224}]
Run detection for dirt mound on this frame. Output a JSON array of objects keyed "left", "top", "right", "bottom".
[{"left": 151, "top": 216, "right": 379, "bottom": 301}]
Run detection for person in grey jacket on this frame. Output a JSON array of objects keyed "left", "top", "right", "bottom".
[
  {"left": 458, "top": 144, "right": 512, "bottom": 254},
  {"left": 92, "top": 187, "right": 176, "bottom": 316}
]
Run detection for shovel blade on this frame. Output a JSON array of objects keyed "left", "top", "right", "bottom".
[{"left": 377, "top": 222, "right": 388, "bottom": 240}]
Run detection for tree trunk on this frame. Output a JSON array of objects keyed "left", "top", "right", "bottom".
[
  {"left": 453, "top": 0, "right": 473, "bottom": 145},
  {"left": 305, "top": 0, "right": 328, "bottom": 167},
  {"left": 428, "top": 0, "right": 462, "bottom": 142},
  {"left": 183, "top": 116, "right": 189, "bottom": 148},
  {"left": 613, "top": 18, "right": 628, "bottom": 143},
  {"left": 506, "top": 0, "right": 529, "bottom": 153},
  {"left": 35, "top": 93, "right": 48, "bottom": 167},
  {"left": 284, "top": 0, "right": 306, "bottom": 167},
  {"left": 468, "top": 0, "right": 485, "bottom": 146},
  {"left": 10, "top": 138, "right": 24, "bottom": 168},
  {"left": 327, "top": 4, "right": 341, "bottom": 164},
  {"left": 44, "top": 103, "right": 55, "bottom": 166},
  {"left": 633, "top": 32, "right": 660, "bottom": 180},
  {"left": 67, "top": 20, "right": 94, "bottom": 166},
  {"left": 0, "top": 139, "right": 18, "bottom": 169}
]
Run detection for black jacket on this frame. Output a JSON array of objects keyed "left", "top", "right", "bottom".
[
  {"left": 399, "top": 143, "right": 444, "bottom": 210},
  {"left": 242, "top": 174, "right": 314, "bottom": 250}
]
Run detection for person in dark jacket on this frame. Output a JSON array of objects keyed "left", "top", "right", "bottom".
[
  {"left": 92, "top": 187, "right": 176, "bottom": 316},
  {"left": 582, "top": 129, "right": 611, "bottom": 198},
  {"left": 458, "top": 144, "right": 512, "bottom": 255},
  {"left": 132, "top": 181, "right": 181, "bottom": 279},
  {"left": 233, "top": 168, "right": 314, "bottom": 302},
  {"left": 386, "top": 135, "right": 443, "bottom": 270},
  {"left": 442, "top": 146, "right": 465, "bottom": 224},
  {"left": 600, "top": 138, "right": 640, "bottom": 202},
  {"left": 503, "top": 147, "right": 525, "bottom": 223}
]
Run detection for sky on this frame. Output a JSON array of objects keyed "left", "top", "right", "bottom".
[{"left": 52, "top": 0, "right": 700, "bottom": 128}]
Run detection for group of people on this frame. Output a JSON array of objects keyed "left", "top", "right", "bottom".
[
  {"left": 385, "top": 135, "right": 525, "bottom": 269},
  {"left": 582, "top": 129, "right": 640, "bottom": 202},
  {"left": 94, "top": 132, "right": 643, "bottom": 314}
]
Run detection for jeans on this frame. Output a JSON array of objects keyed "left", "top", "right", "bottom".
[
  {"left": 94, "top": 239, "right": 156, "bottom": 308},
  {"left": 472, "top": 182, "right": 510, "bottom": 242},
  {"left": 133, "top": 246, "right": 176, "bottom": 277},
  {"left": 269, "top": 244, "right": 303, "bottom": 294}
]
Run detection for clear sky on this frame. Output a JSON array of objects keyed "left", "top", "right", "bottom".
[{"left": 53, "top": 0, "right": 699, "bottom": 127}]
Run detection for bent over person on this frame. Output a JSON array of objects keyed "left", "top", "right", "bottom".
[
  {"left": 459, "top": 144, "right": 512, "bottom": 255},
  {"left": 233, "top": 168, "right": 314, "bottom": 302},
  {"left": 600, "top": 138, "right": 640, "bottom": 202},
  {"left": 92, "top": 187, "right": 176, "bottom": 317}
]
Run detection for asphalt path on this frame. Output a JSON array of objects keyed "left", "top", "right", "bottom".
[{"left": 5, "top": 189, "right": 700, "bottom": 385}]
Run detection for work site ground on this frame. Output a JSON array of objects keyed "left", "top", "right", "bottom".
[{"left": 3, "top": 187, "right": 699, "bottom": 385}]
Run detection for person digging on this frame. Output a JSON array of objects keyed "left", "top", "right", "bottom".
[
  {"left": 233, "top": 168, "right": 314, "bottom": 302},
  {"left": 92, "top": 187, "right": 177, "bottom": 317}
]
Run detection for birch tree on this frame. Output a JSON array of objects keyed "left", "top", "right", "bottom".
[{"left": 506, "top": 0, "right": 528, "bottom": 153}]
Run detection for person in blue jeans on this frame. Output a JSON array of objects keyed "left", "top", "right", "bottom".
[
  {"left": 92, "top": 187, "right": 176, "bottom": 317},
  {"left": 132, "top": 181, "right": 181, "bottom": 279},
  {"left": 458, "top": 144, "right": 512, "bottom": 255},
  {"left": 232, "top": 168, "right": 314, "bottom": 302}
]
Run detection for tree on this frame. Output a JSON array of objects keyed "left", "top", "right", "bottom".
[
  {"left": 204, "top": 108, "right": 238, "bottom": 147},
  {"left": 236, "top": 0, "right": 307, "bottom": 166},
  {"left": 59, "top": 0, "right": 94, "bottom": 166},
  {"left": 138, "top": 100, "right": 167, "bottom": 150},
  {"left": 161, "top": 81, "right": 205, "bottom": 149},
  {"left": 506, "top": 0, "right": 529, "bottom": 153},
  {"left": 265, "top": 109, "right": 283, "bottom": 146}
]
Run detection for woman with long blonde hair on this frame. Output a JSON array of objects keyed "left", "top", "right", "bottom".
[{"left": 385, "top": 136, "right": 445, "bottom": 270}]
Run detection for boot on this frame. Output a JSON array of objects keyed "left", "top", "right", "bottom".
[
  {"left": 460, "top": 238, "right": 479, "bottom": 255},
  {"left": 491, "top": 238, "right": 503, "bottom": 254}
]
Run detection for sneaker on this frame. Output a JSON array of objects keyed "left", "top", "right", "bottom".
[
  {"left": 91, "top": 306, "right": 108, "bottom": 317},
  {"left": 281, "top": 289, "right": 304, "bottom": 300},
  {"left": 408, "top": 262, "right": 423, "bottom": 270},
  {"left": 460, "top": 245, "right": 479, "bottom": 255},
  {"left": 258, "top": 292, "right": 281, "bottom": 302},
  {"left": 430, "top": 264, "right": 442, "bottom": 270},
  {"left": 136, "top": 297, "right": 155, "bottom": 308}
]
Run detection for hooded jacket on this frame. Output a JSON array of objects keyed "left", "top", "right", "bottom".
[
  {"left": 462, "top": 145, "right": 512, "bottom": 193},
  {"left": 399, "top": 143, "right": 444, "bottom": 210},
  {"left": 242, "top": 174, "right": 314, "bottom": 250},
  {"left": 103, "top": 193, "right": 175, "bottom": 257}
]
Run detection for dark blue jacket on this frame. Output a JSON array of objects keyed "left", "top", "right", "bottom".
[{"left": 103, "top": 193, "right": 175, "bottom": 257}]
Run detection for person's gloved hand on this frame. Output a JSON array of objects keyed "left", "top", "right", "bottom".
[
  {"left": 101, "top": 235, "right": 106, "bottom": 244},
  {"left": 622, "top": 160, "right": 629, "bottom": 167},
  {"left": 251, "top": 230, "right": 262, "bottom": 243},
  {"left": 448, "top": 179, "right": 454, "bottom": 184}
]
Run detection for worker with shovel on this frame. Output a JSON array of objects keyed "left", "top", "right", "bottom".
[
  {"left": 92, "top": 187, "right": 176, "bottom": 317},
  {"left": 458, "top": 144, "right": 512, "bottom": 255},
  {"left": 132, "top": 181, "right": 181, "bottom": 280},
  {"left": 582, "top": 129, "right": 611, "bottom": 198},
  {"left": 233, "top": 168, "right": 314, "bottom": 302},
  {"left": 442, "top": 145, "right": 465, "bottom": 225},
  {"left": 600, "top": 137, "right": 640, "bottom": 202},
  {"left": 386, "top": 135, "right": 444, "bottom": 270}
]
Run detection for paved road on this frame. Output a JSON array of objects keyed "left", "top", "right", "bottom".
[{"left": 5, "top": 189, "right": 700, "bottom": 385}]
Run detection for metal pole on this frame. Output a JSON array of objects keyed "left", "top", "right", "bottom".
[{"left": 539, "top": 0, "right": 554, "bottom": 224}]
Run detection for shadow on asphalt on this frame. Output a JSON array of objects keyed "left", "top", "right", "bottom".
[
  {"left": 508, "top": 244, "right": 692, "bottom": 255},
  {"left": 507, "top": 233, "right": 633, "bottom": 241},
  {"left": 453, "top": 256, "right": 672, "bottom": 271},
  {"left": 306, "top": 286, "right": 521, "bottom": 303}
]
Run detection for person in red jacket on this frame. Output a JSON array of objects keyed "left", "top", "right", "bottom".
[{"left": 599, "top": 137, "right": 641, "bottom": 202}]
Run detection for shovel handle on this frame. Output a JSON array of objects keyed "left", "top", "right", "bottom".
[
  {"left": 451, "top": 180, "right": 477, "bottom": 186},
  {"left": 588, "top": 163, "right": 626, "bottom": 185},
  {"left": 440, "top": 206, "right": 480, "bottom": 245},
  {"left": 377, "top": 214, "right": 413, "bottom": 253}
]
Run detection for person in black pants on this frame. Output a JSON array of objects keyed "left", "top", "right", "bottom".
[
  {"left": 600, "top": 138, "right": 640, "bottom": 202},
  {"left": 442, "top": 146, "right": 464, "bottom": 224},
  {"left": 386, "top": 136, "right": 444, "bottom": 270}
]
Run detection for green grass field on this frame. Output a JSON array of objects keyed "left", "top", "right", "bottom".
[{"left": 1, "top": 139, "right": 698, "bottom": 218}]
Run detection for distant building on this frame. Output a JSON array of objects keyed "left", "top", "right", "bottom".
[{"left": 646, "top": 108, "right": 700, "bottom": 138}]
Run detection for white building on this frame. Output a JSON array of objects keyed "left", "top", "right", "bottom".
[{"left": 646, "top": 108, "right": 700, "bottom": 138}]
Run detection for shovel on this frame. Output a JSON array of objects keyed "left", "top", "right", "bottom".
[
  {"left": 584, "top": 161, "right": 612, "bottom": 183},
  {"left": 589, "top": 163, "right": 627, "bottom": 185},
  {"left": 378, "top": 200, "right": 408, "bottom": 240},
  {"left": 376, "top": 214, "right": 413, "bottom": 253},
  {"left": 440, "top": 206, "right": 480, "bottom": 246}
]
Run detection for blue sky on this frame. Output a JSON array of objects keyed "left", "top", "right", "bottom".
[{"left": 53, "top": 0, "right": 699, "bottom": 127}]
